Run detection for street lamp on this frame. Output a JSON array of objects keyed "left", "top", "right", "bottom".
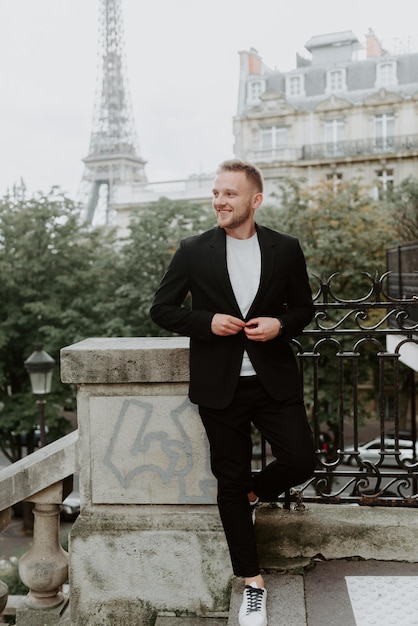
[{"left": 24, "top": 344, "right": 55, "bottom": 447}]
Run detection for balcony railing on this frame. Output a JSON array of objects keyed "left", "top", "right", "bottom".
[
  {"left": 247, "top": 134, "right": 418, "bottom": 164},
  {"left": 302, "top": 134, "right": 418, "bottom": 161}
]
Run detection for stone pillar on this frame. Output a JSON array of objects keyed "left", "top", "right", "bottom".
[{"left": 60, "top": 337, "right": 231, "bottom": 626}]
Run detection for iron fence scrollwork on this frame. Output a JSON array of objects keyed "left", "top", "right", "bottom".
[{"left": 257, "top": 270, "right": 418, "bottom": 508}]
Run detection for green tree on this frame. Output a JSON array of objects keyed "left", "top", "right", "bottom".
[
  {"left": 0, "top": 192, "right": 216, "bottom": 462},
  {"left": 259, "top": 178, "right": 396, "bottom": 298},
  {"left": 385, "top": 176, "right": 418, "bottom": 244},
  {"left": 0, "top": 186, "right": 120, "bottom": 461},
  {"left": 113, "top": 197, "right": 215, "bottom": 337}
]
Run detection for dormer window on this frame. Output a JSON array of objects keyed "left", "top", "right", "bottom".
[
  {"left": 246, "top": 79, "right": 265, "bottom": 105},
  {"left": 326, "top": 68, "right": 347, "bottom": 93},
  {"left": 286, "top": 74, "right": 305, "bottom": 98},
  {"left": 375, "top": 61, "right": 398, "bottom": 87}
]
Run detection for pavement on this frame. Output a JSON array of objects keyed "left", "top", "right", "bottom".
[
  {"left": 155, "top": 559, "right": 418, "bottom": 625},
  {"left": 302, "top": 559, "right": 418, "bottom": 626}
]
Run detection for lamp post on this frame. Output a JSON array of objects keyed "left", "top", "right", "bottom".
[{"left": 24, "top": 344, "right": 55, "bottom": 447}]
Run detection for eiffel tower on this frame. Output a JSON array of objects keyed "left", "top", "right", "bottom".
[{"left": 79, "top": 0, "right": 147, "bottom": 225}]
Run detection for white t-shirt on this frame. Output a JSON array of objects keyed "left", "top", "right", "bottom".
[{"left": 226, "top": 233, "right": 261, "bottom": 376}]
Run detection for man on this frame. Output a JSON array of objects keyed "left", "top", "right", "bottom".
[{"left": 150, "top": 159, "right": 316, "bottom": 626}]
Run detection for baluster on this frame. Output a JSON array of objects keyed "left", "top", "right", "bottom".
[
  {"left": 16, "top": 482, "right": 70, "bottom": 623},
  {"left": 0, "top": 580, "right": 8, "bottom": 615},
  {"left": 0, "top": 508, "right": 11, "bottom": 616}
]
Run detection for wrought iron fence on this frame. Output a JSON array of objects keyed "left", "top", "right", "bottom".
[
  {"left": 387, "top": 243, "right": 418, "bottom": 321},
  {"left": 259, "top": 271, "right": 418, "bottom": 508}
]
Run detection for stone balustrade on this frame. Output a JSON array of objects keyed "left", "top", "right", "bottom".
[{"left": 0, "top": 431, "right": 78, "bottom": 623}]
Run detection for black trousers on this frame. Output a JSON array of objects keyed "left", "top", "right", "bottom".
[{"left": 199, "top": 376, "right": 316, "bottom": 578}]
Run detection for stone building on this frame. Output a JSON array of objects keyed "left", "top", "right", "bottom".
[{"left": 233, "top": 29, "right": 418, "bottom": 203}]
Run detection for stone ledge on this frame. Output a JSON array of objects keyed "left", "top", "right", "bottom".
[
  {"left": 60, "top": 337, "right": 190, "bottom": 384},
  {"left": 70, "top": 506, "right": 225, "bottom": 537},
  {"left": 256, "top": 503, "right": 418, "bottom": 567}
]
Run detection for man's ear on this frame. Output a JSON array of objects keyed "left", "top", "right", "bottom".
[{"left": 252, "top": 192, "right": 263, "bottom": 210}]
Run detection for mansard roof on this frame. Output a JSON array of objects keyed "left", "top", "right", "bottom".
[{"left": 258, "top": 52, "right": 418, "bottom": 113}]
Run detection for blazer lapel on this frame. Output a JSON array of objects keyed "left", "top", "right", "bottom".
[
  {"left": 246, "top": 225, "right": 278, "bottom": 319},
  {"left": 208, "top": 227, "right": 242, "bottom": 316}
]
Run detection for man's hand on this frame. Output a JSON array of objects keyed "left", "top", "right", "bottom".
[
  {"left": 244, "top": 317, "right": 281, "bottom": 342},
  {"left": 211, "top": 313, "right": 246, "bottom": 336}
]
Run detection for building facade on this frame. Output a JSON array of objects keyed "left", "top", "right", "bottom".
[
  {"left": 113, "top": 29, "right": 418, "bottom": 235},
  {"left": 234, "top": 29, "right": 418, "bottom": 203}
]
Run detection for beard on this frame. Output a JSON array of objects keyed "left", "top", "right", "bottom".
[{"left": 215, "top": 202, "right": 253, "bottom": 230}]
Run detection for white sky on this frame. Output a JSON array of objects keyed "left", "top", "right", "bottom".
[{"left": 1, "top": 0, "right": 417, "bottom": 199}]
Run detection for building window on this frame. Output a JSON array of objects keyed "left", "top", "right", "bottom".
[
  {"left": 373, "top": 168, "right": 394, "bottom": 199},
  {"left": 260, "top": 125, "right": 287, "bottom": 155},
  {"left": 374, "top": 113, "right": 395, "bottom": 151},
  {"left": 286, "top": 74, "right": 305, "bottom": 97},
  {"left": 326, "top": 172, "right": 343, "bottom": 192},
  {"left": 375, "top": 61, "right": 398, "bottom": 87},
  {"left": 326, "top": 68, "right": 347, "bottom": 93},
  {"left": 247, "top": 80, "right": 265, "bottom": 104},
  {"left": 324, "top": 119, "right": 345, "bottom": 156}
]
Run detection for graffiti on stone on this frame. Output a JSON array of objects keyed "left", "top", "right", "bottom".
[{"left": 103, "top": 397, "right": 216, "bottom": 503}]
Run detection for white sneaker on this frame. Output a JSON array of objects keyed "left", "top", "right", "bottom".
[
  {"left": 238, "top": 582, "right": 267, "bottom": 626},
  {"left": 250, "top": 497, "right": 259, "bottom": 525}
]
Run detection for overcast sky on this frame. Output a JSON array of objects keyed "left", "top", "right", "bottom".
[{"left": 1, "top": 0, "right": 417, "bottom": 199}]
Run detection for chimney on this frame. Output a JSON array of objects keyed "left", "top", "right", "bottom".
[
  {"left": 237, "top": 48, "right": 264, "bottom": 115},
  {"left": 366, "top": 28, "right": 383, "bottom": 57},
  {"left": 239, "top": 48, "right": 262, "bottom": 75}
]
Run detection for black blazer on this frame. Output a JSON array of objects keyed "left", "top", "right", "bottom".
[{"left": 150, "top": 224, "right": 314, "bottom": 409}]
